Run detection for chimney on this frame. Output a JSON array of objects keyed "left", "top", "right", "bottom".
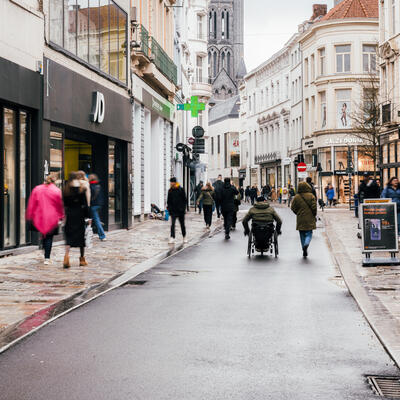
[{"left": 311, "top": 4, "right": 328, "bottom": 21}]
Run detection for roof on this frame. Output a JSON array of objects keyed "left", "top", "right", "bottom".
[
  {"left": 209, "top": 95, "right": 240, "bottom": 125},
  {"left": 321, "top": 0, "right": 378, "bottom": 21}
]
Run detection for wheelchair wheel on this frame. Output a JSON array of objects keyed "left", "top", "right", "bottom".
[
  {"left": 274, "top": 230, "right": 279, "bottom": 258},
  {"left": 247, "top": 232, "right": 252, "bottom": 258}
]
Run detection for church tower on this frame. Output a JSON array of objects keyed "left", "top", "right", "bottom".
[{"left": 208, "top": 0, "right": 246, "bottom": 102}]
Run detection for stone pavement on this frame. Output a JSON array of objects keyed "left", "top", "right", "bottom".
[
  {"left": 323, "top": 207, "right": 400, "bottom": 367},
  {"left": 0, "top": 211, "right": 223, "bottom": 334}
]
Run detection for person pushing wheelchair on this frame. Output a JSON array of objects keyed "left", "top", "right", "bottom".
[{"left": 242, "top": 196, "right": 282, "bottom": 237}]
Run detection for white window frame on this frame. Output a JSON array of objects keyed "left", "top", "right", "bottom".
[{"left": 336, "top": 45, "right": 351, "bottom": 73}]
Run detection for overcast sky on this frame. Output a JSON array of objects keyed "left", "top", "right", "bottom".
[{"left": 244, "top": 0, "right": 334, "bottom": 72}]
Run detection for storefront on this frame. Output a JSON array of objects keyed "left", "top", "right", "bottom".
[
  {"left": 256, "top": 152, "right": 281, "bottom": 189},
  {"left": 0, "top": 57, "right": 42, "bottom": 250},
  {"left": 303, "top": 134, "right": 377, "bottom": 203},
  {"left": 380, "top": 130, "right": 400, "bottom": 186},
  {"left": 43, "top": 58, "right": 132, "bottom": 230}
]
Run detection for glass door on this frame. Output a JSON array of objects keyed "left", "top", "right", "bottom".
[{"left": 108, "top": 140, "right": 122, "bottom": 227}]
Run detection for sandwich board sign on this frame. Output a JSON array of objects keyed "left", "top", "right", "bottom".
[{"left": 361, "top": 202, "right": 400, "bottom": 266}]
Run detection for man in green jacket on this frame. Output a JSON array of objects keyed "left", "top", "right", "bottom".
[{"left": 242, "top": 196, "right": 282, "bottom": 236}]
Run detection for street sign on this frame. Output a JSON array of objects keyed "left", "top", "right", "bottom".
[
  {"left": 283, "top": 157, "right": 291, "bottom": 165},
  {"left": 297, "top": 162, "right": 307, "bottom": 172},
  {"left": 192, "top": 126, "right": 205, "bottom": 138},
  {"left": 188, "top": 137, "right": 195, "bottom": 145},
  {"left": 298, "top": 171, "right": 308, "bottom": 179},
  {"left": 176, "top": 143, "right": 185, "bottom": 152},
  {"left": 361, "top": 202, "right": 398, "bottom": 253},
  {"left": 193, "top": 138, "right": 205, "bottom": 154}
]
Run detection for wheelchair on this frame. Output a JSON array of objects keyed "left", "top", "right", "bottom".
[{"left": 247, "top": 222, "right": 279, "bottom": 258}]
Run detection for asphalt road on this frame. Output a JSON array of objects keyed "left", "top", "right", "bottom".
[{"left": 0, "top": 206, "right": 398, "bottom": 399}]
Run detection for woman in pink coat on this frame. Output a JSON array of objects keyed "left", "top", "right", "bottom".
[{"left": 26, "top": 175, "right": 64, "bottom": 264}]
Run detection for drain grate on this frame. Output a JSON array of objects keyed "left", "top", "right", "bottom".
[
  {"left": 368, "top": 376, "right": 400, "bottom": 398},
  {"left": 122, "top": 280, "right": 147, "bottom": 287}
]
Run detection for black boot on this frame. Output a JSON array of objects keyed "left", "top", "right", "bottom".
[
  {"left": 225, "top": 233, "right": 230, "bottom": 240},
  {"left": 303, "top": 245, "right": 309, "bottom": 258}
]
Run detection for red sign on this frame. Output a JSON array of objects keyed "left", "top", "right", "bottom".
[
  {"left": 297, "top": 162, "right": 307, "bottom": 172},
  {"left": 188, "top": 137, "right": 195, "bottom": 145}
]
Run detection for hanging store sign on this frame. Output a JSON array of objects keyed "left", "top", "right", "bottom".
[
  {"left": 142, "top": 89, "right": 172, "bottom": 120},
  {"left": 361, "top": 203, "right": 398, "bottom": 253}
]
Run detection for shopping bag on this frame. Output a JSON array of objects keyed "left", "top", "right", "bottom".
[
  {"left": 164, "top": 209, "right": 170, "bottom": 221},
  {"left": 85, "top": 223, "right": 93, "bottom": 248}
]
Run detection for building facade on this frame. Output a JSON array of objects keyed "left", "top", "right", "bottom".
[
  {"left": 300, "top": 0, "right": 379, "bottom": 202},
  {"left": 0, "top": 0, "right": 44, "bottom": 250},
  {"left": 379, "top": 0, "right": 400, "bottom": 185},
  {"left": 208, "top": 0, "right": 245, "bottom": 101}
]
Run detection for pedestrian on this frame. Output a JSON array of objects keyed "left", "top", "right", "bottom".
[
  {"left": 239, "top": 186, "right": 244, "bottom": 200},
  {"left": 63, "top": 171, "right": 90, "bottom": 268},
  {"left": 306, "top": 177, "right": 317, "bottom": 199},
  {"left": 358, "top": 173, "right": 381, "bottom": 203},
  {"left": 281, "top": 186, "right": 289, "bottom": 204},
  {"left": 196, "top": 182, "right": 215, "bottom": 230},
  {"left": 288, "top": 185, "right": 296, "bottom": 207},
  {"left": 245, "top": 186, "right": 251, "bottom": 203},
  {"left": 242, "top": 196, "right": 282, "bottom": 236},
  {"left": 195, "top": 180, "right": 203, "bottom": 214},
  {"left": 89, "top": 174, "right": 106, "bottom": 241},
  {"left": 381, "top": 177, "right": 400, "bottom": 234},
  {"left": 326, "top": 184, "right": 335, "bottom": 207},
  {"left": 278, "top": 186, "right": 282, "bottom": 204},
  {"left": 291, "top": 182, "right": 317, "bottom": 258},
  {"left": 270, "top": 187, "right": 277, "bottom": 202},
  {"left": 250, "top": 186, "right": 257, "bottom": 205},
  {"left": 167, "top": 177, "right": 187, "bottom": 244},
  {"left": 220, "top": 177, "right": 239, "bottom": 239},
  {"left": 232, "top": 187, "right": 242, "bottom": 230},
  {"left": 213, "top": 175, "right": 224, "bottom": 218},
  {"left": 26, "top": 174, "right": 64, "bottom": 265}
]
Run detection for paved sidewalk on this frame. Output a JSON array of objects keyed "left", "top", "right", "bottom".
[
  {"left": 323, "top": 208, "right": 400, "bottom": 367},
  {"left": 0, "top": 211, "right": 223, "bottom": 333}
]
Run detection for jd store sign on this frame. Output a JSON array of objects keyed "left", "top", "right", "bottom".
[{"left": 90, "top": 91, "right": 105, "bottom": 123}]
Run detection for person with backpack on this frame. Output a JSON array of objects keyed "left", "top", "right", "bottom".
[
  {"left": 196, "top": 182, "right": 215, "bottom": 230},
  {"left": 89, "top": 174, "right": 106, "bottom": 241},
  {"left": 291, "top": 182, "right": 317, "bottom": 258},
  {"left": 167, "top": 177, "right": 187, "bottom": 244}
]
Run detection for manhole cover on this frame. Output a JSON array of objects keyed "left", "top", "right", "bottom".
[{"left": 368, "top": 376, "right": 400, "bottom": 398}]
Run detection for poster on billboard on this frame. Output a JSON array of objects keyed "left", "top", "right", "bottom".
[
  {"left": 361, "top": 203, "right": 398, "bottom": 253},
  {"left": 336, "top": 89, "right": 351, "bottom": 129}
]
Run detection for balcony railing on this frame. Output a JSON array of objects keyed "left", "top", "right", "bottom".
[
  {"left": 151, "top": 37, "right": 177, "bottom": 86},
  {"left": 139, "top": 25, "right": 150, "bottom": 58}
]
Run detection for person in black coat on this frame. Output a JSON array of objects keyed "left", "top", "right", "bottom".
[
  {"left": 358, "top": 173, "right": 381, "bottom": 203},
  {"left": 167, "top": 177, "right": 187, "bottom": 244},
  {"left": 220, "top": 177, "right": 239, "bottom": 239},
  {"left": 250, "top": 186, "right": 258, "bottom": 205},
  {"left": 195, "top": 180, "right": 203, "bottom": 214},
  {"left": 213, "top": 175, "right": 224, "bottom": 218},
  {"left": 63, "top": 171, "right": 90, "bottom": 268},
  {"left": 306, "top": 177, "right": 317, "bottom": 199}
]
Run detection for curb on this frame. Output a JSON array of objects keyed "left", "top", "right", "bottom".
[
  {"left": 322, "top": 214, "right": 400, "bottom": 369},
  {"left": 0, "top": 218, "right": 230, "bottom": 354}
]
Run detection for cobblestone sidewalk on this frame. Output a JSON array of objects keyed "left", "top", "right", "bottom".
[
  {"left": 0, "top": 211, "right": 223, "bottom": 333},
  {"left": 323, "top": 208, "right": 400, "bottom": 367}
]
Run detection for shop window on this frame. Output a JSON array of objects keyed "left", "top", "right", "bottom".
[
  {"left": 319, "top": 147, "right": 332, "bottom": 172},
  {"left": 336, "top": 45, "right": 351, "bottom": 73},
  {"left": 335, "top": 147, "right": 348, "bottom": 171},
  {"left": 19, "top": 112, "right": 29, "bottom": 245},
  {"left": 382, "top": 144, "right": 388, "bottom": 164},
  {"left": 383, "top": 168, "right": 389, "bottom": 186},
  {"left": 49, "top": 0, "right": 127, "bottom": 84},
  {"left": 390, "top": 142, "right": 396, "bottom": 163},
  {"left": 3, "top": 109, "right": 16, "bottom": 247},
  {"left": 50, "top": 130, "right": 64, "bottom": 188},
  {"left": 357, "top": 150, "right": 375, "bottom": 172}
]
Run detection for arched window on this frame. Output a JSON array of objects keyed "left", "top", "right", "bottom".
[
  {"left": 208, "top": 51, "right": 212, "bottom": 78},
  {"left": 227, "top": 52, "right": 231, "bottom": 75},
  {"left": 226, "top": 12, "right": 229, "bottom": 39},
  {"left": 213, "top": 51, "right": 217, "bottom": 77},
  {"left": 221, "top": 11, "right": 225, "bottom": 39},
  {"left": 213, "top": 11, "right": 217, "bottom": 39},
  {"left": 209, "top": 12, "right": 212, "bottom": 36},
  {"left": 221, "top": 52, "right": 225, "bottom": 69}
]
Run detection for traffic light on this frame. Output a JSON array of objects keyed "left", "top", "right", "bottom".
[{"left": 193, "top": 138, "right": 205, "bottom": 154}]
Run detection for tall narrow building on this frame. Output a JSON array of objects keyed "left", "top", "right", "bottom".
[{"left": 208, "top": 0, "right": 246, "bottom": 102}]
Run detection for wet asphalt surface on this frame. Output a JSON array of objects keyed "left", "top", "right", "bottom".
[{"left": 0, "top": 207, "right": 398, "bottom": 399}]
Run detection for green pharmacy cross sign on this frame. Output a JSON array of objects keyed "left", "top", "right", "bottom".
[{"left": 177, "top": 96, "right": 205, "bottom": 118}]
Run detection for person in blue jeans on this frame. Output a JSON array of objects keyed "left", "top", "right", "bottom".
[
  {"left": 290, "top": 182, "right": 317, "bottom": 258},
  {"left": 89, "top": 174, "right": 106, "bottom": 241}
]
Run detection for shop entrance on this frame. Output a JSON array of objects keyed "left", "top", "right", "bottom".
[{"left": 64, "top": 139, "right": 93, "bottom": 179}]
